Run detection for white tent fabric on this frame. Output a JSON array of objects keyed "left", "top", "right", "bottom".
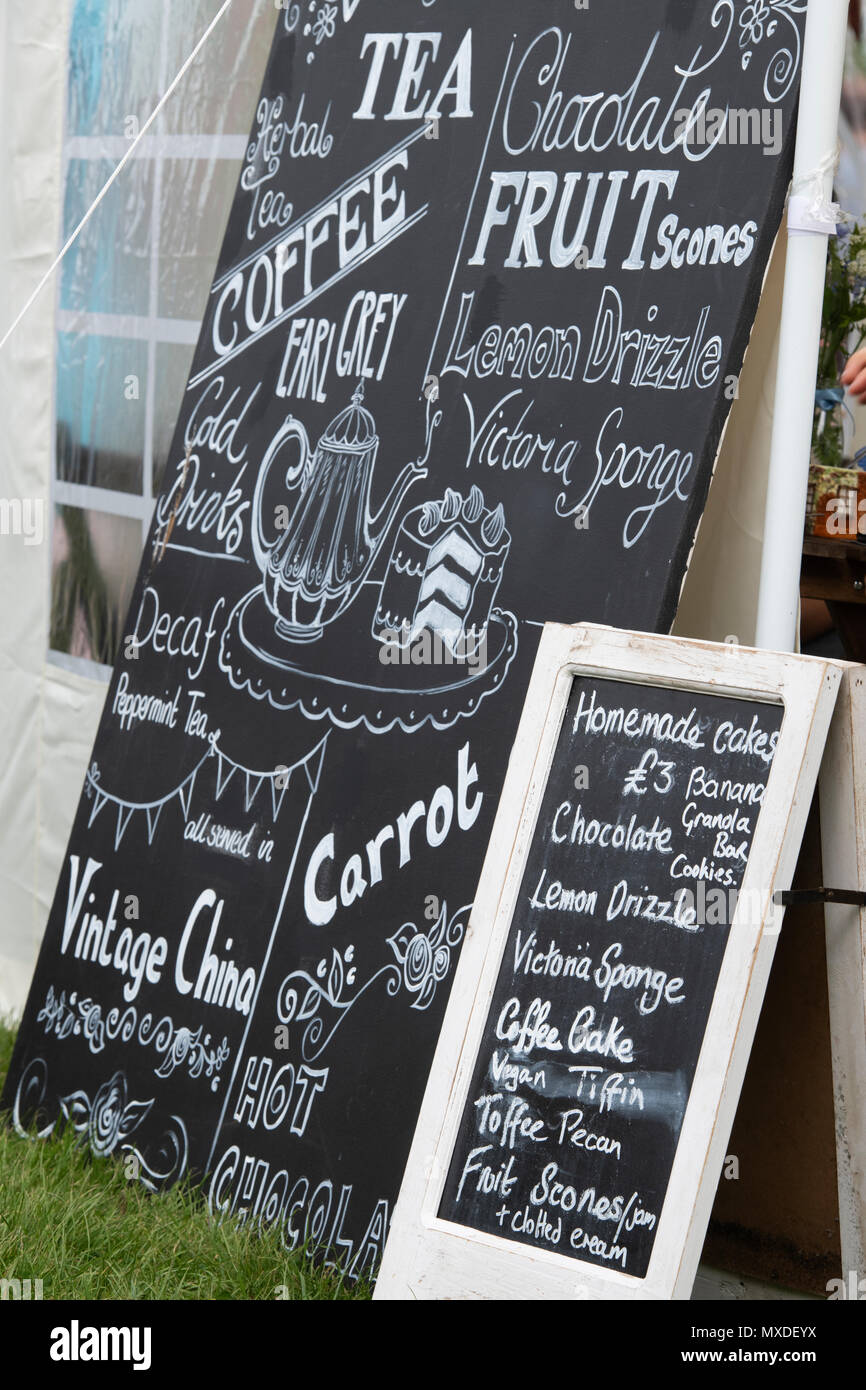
[
  {"left": 0, "top": 0, "right": 278, "bottom": 1015},
  {"left": 0, "top": 1, "right": 790, "bottom": 1019},
  {"left": 0, "top": 0, "right": 107, "bottom": 1016},
  {"left": 674, "top": 234, "right": 789, "bottom": 648}
]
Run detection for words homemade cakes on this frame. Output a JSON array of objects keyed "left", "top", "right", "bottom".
[{"left": 373, "top": 485, "right": 511, "bottom": 656}]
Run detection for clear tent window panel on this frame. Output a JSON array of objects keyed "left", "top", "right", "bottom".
[{"left": 50, "top": 0, "right": 275, "bottom": 676}]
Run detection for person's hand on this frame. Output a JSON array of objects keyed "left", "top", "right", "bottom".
[{"left": 841, "top": 346, "right": 866, "bottom": 403}]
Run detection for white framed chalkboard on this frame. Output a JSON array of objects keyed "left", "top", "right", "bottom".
[
  {"left": 3, "top": 2, "right": 812, "bottom": 1259},
  {"left": 375, "top": 624, "right": 841, "bottom": 1300}
]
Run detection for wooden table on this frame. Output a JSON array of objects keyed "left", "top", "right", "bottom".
[{"left": 801, "top": 535, "right": 866, "bottom": 661}]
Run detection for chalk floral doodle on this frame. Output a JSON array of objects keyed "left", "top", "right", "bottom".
[
  {"left": 11, "top": 1058, "right": 56, "bottom": 1140},
  {"left": 276, "top": 902, "right": 471, "bottom": 1061},
  {"left": 279, "top": 1, "right": 363, "bottom": 54},
  {"left": 312, "top": 3, "right": 338, "bottom": 45},
  {"left": 53, "top": 1067, "right": 189, "bottom": 1190},
  {"left": 738, "top": 0, "right": 770, "bottom": 45},
  {"left": 14, "top": 1058, "right": 186, "bottom": 1189},
  {"left": 736, "top": 0, "right": 806, "bottom": 100},
  {"left": 153, "top": 1025, "right": 231, "bottom": 1084},
  {"left": 388, "top": 903, "right": 466, "bottom": 1011},
  {"left": 36, "top": 986, "right": 231, "bottom": 1087},
  {"left": 60, "top": 1071, "right": 152, "bottom": 1159},
  {"left": 298, "top": 0, "right": 352, "bottom": 61}
]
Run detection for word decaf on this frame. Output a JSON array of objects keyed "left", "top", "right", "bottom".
[{"left": 130, "top": 587, "right": 226, "bottom": 684}]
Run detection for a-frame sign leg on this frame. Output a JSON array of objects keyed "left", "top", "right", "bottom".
[{"left": 819, "top": 663, "right": 866, "bottom": 1282}]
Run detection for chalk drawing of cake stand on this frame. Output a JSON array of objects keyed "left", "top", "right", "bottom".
[{"left": 219, "top": 581, "right": 518, "bottom": 735}]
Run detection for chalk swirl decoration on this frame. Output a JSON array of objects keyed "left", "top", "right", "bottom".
[
  {"left": 36, "top": 985, "right": 231, "bottom": 1087},
  {"left": 736, "top": 0, "right": 806, "bottom": 101},
  {"left": 276, "top": 902, "right": 471, "bottom": 1062},
  {"left": 12, "top": 1058, "right": 189, "bottom": 1191}
]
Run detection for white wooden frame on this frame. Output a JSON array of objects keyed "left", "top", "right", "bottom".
[
  {"left": 375, "top": 623, "right": 841, "bottom": 1301},
  {"left": 819, "top": 664, "right": 866, "bottom": 1281}
]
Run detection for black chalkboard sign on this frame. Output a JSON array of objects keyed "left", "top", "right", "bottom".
[
  {"left": 4, "top": 2, "right": 807, "bottom": 1274},
  {"left": 376, "top": 626, "right": 840, "bottom": 1300},
  {"left": 438, "top": 674, "right": 782, "bottom": 1278}
]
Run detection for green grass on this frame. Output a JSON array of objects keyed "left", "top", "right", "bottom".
[{"left": 0, "top": 1019, "right": 371, "bottom": 1300}]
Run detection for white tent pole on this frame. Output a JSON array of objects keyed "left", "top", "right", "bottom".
[{"left": 755, "top": 0, "right": 850, "bottom": 653}]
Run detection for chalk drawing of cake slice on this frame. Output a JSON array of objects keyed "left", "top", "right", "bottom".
[{"left": 372, "top": 484, "right": 511, "bottom": 656}]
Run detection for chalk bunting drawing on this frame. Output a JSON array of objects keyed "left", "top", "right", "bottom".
[{"left": 84, "top": 732, "right": 327, "bottom": 849}]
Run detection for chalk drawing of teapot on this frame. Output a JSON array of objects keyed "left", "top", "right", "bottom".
[{"left": 252, "top": 383, "right": 432, "bottom": 642}]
